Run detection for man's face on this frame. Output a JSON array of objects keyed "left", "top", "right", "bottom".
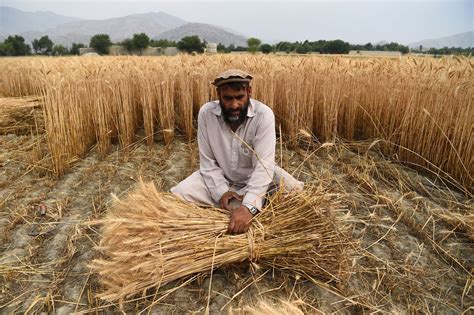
[{"left": 218, "top": 85, "right": 251, "bottom": 125}]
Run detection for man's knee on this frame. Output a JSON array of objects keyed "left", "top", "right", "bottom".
[
  {"left": 273, "top": 165, "right": 304, "bottom": 192},
  {"left": 170, "top": 182, "right": 185, "bottom": 199},
  {"left": 170, "top": 171, "right": 216, "bottom": 206},
  {"left": 170, "top": 171, "right": 198, "bottom": 200}
]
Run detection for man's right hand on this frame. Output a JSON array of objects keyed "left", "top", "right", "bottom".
[{"left": 219, "top": 191, "right": 243, "bottom": 211}]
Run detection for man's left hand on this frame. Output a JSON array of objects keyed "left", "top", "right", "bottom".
[{"left": 227, "top": 205, "right": 254, "bottom": 234}]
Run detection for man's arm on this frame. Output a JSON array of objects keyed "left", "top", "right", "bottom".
[
  {"left": 228, "top": 109, "right": 276, "bottom": 234},
  {"left": 197, "top": 108, "right": 229, "bottom": 203},
  {"left": 241, "top": 109, "right": 276, "bottom": 210}
]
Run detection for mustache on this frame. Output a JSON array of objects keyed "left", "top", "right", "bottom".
[
  {"left": 219, "top": 100, "right": 250, "bottom": 124},
  {"left": 223, "top": 107, "right": 243, "bottom": 116}
]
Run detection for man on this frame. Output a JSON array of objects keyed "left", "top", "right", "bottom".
[{"left": 171, "top": 69, "right": 303, "bottom": 234}]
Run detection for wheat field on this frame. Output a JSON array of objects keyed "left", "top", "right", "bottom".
[{"left": 0, "top": 55, "right": 471, "bottom": 192}]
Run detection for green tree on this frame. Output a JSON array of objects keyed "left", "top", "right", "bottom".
[
  {"left": 0, "top": 43, "right": 11, "bottom": 56},
  {"left": 295, "top": 44, "right": 309, "bottom": 54},
  {"left": 234, "top": 46, "right": 248, "bottom": 52},
  {"left": 52, "top": 44, "right": 68, "bottom": 56},
  {"left": 70, "top": 43, "right": 85, "bottom": 55},
  {"left": 90, "top": 34, "right": 112, "bottom": 55},
  {"left": 131, "top": 33, "right": 150, "bottom": 55},
  {"left": 310, "top": 40, "right": 327, "bottom": 53},
  {"left": 149, "top": 39, "right": 176, "bottom": 48},
  {"left": 260, "top": 43, "right": 273, "bottom": 54},
  {"left": 38, "top": 35, "right": 53, "bottom": 54},
  {"left": 121, "top": 38, "right": 133, "bottom": 52},
  {"left": 217, "top": 43, "right": 227, "bottom": 53},
  {"left": 324, "top": 39, "right": 350, "bottom": 54},
  {"left": 32, "top": 39, "right": 40, "bottom": 54},
  {"left": 399, "top": 45, "right": 409, "bottom": 54},
  {"left": 275, "top": 41, "right": 294, "bottom": 53},
  {"left": 4, "top": 35, "right": 31, "bottom": 56},
  {"left": 177, "top": 35, "right": 204, "bottom": 53},
  {"left": 351, "top": 41, "right": 408, "bottom": 54},
  {"left": 247, "top": 37, "right": 261, "bottom": 53},
  {"left": 364, "top": 42, "right": 373, "bottom": 50}
]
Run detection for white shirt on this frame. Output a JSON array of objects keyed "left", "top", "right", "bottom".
[{"left": 197, "top": 98, "right": 276, "bottom": 209}]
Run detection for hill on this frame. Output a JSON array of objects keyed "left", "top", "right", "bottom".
[
  {"left": 408, "top": 31, "right": 473, "bottom": 49},
  {"left": 155, "top": 22, "right": 248, "bottom": 46},
  {"left": 1, "top": 7, "right": 248, "bottom": 47},
  {"left": 1, "top": 9, "right": 188, "bottom": 46},
  {"left": 0, "top": 6, "right": 80, "bottom": 36},
  {"left": 44, "top": 12, "right": 187, "bottom": 43}
]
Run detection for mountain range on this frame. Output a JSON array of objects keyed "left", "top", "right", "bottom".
[
  {"left": 0, "top": 6, "right": 248, "bottom": 47},
  {"left": 0, "top": 6, "right": 472, "bottom": 49},
  {"left": 0, "top": 6, "right": 80, "bottom": 35},
  {"left": 408, "top": 31, "right": 473, "bottom": 50}
]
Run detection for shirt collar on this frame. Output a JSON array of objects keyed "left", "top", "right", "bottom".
[{"left": 211, "top": 98, "right": 257, "bottom": 118}]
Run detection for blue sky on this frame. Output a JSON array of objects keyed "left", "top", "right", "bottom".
[{"left": 2, "top": 0, "right": 473, "bottom": 44}]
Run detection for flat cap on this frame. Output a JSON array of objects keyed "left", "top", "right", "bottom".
[{"left": 212, "top": 69, "right": 253, "bottom": 87}]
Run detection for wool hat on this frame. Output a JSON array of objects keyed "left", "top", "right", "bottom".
[{"left": 212, "top": 69, "right": 253, "bottom": 87}]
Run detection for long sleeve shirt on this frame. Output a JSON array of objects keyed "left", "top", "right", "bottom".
[{"left": 197, "top": 98, "right": 276, "bottom": 210}]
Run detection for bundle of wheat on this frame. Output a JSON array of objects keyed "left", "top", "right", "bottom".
[
  {"left": 0, "top": 97, "right": 43, "bottom": 134},
  {"left": 90, "top": 181, "right": 354, "bottom": 303}
]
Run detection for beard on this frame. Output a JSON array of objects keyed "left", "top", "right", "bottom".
[{"left": 220, "top": 99, "right": 250, "bottom": 125}]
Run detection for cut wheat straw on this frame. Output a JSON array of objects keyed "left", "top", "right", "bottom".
[
  {"left": 90, "top": 181, "right": 353, "bottom": 303},
  {"left": 0, "top": 97, "right": 43, "bottom": 135}
]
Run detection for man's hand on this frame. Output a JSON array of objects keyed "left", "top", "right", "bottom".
[
  {"left": 219, "top": 191, "right": 243, "bottom": 211},
  {"left": 227, "top": 205, "right": 254, "bottom": 234}
]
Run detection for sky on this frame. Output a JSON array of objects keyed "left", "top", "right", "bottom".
[{"left": 2, "top": 0, "right": 473, "bottom": 44}]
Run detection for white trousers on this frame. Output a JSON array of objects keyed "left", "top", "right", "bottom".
[{"left": 170, "top": 165, "right": 304, "bottom": 207}]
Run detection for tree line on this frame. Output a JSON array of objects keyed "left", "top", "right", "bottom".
[
  {"left": 0, "top": 35, "right": 85, "bottom": 56},
  {"left": 0, "top": 33, "right": 196, "bottom": 56},
  {"left": 0, "top": 33, "right": 472, "bottom": 56},
  {"left": 411, "top": 45, "right": 473, "bottom": 56}
]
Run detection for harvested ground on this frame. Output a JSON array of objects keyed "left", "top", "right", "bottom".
[{"left": 0, "top": 97, "right": 472, "bottom": 314}]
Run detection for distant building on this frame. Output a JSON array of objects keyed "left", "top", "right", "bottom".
[
  {"left": 140, "top": 47, "right": 161, "bottom": 56},
  {"left": 82, "top": 52, "right": 100, "bottom": 57},
  {"left": 205, "top": 43, "right": 218, "bottom": 54},
  {"left": 79, "top": 48, "right": 96, "bottom": 55},
  {"left": 108, "top": 45, "right": 127, "bottom": 56},
  {"left": 163, "top": 47, "right": 179, "bottom": 56},
  {"left": 348, "top": 50, "right": 402, "bottom": 57},
  {"left": 109, "top": 45, "right": 160, "bottom": 56}
]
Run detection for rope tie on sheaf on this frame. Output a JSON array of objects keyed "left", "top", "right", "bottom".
[{"left": 247, "top": 221, "right": 265, "bottom": 262}]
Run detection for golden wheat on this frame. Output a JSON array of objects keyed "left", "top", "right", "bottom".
[
  {"left": 90, "top": 181, "right": 353, "bottom": 302},
  {"left": 0, "top": 55, "right": 471, "bottom": 191}
]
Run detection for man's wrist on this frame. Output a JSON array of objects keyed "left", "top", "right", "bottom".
[
  {"left": 242, "top": 192, "right": 263, "bottom": 210},
  {"left": 242, "top": 203, "right": 259, "bottom": 215},
  {"left": 215, "top": 186, "right": 230, "bottom": 203}
]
